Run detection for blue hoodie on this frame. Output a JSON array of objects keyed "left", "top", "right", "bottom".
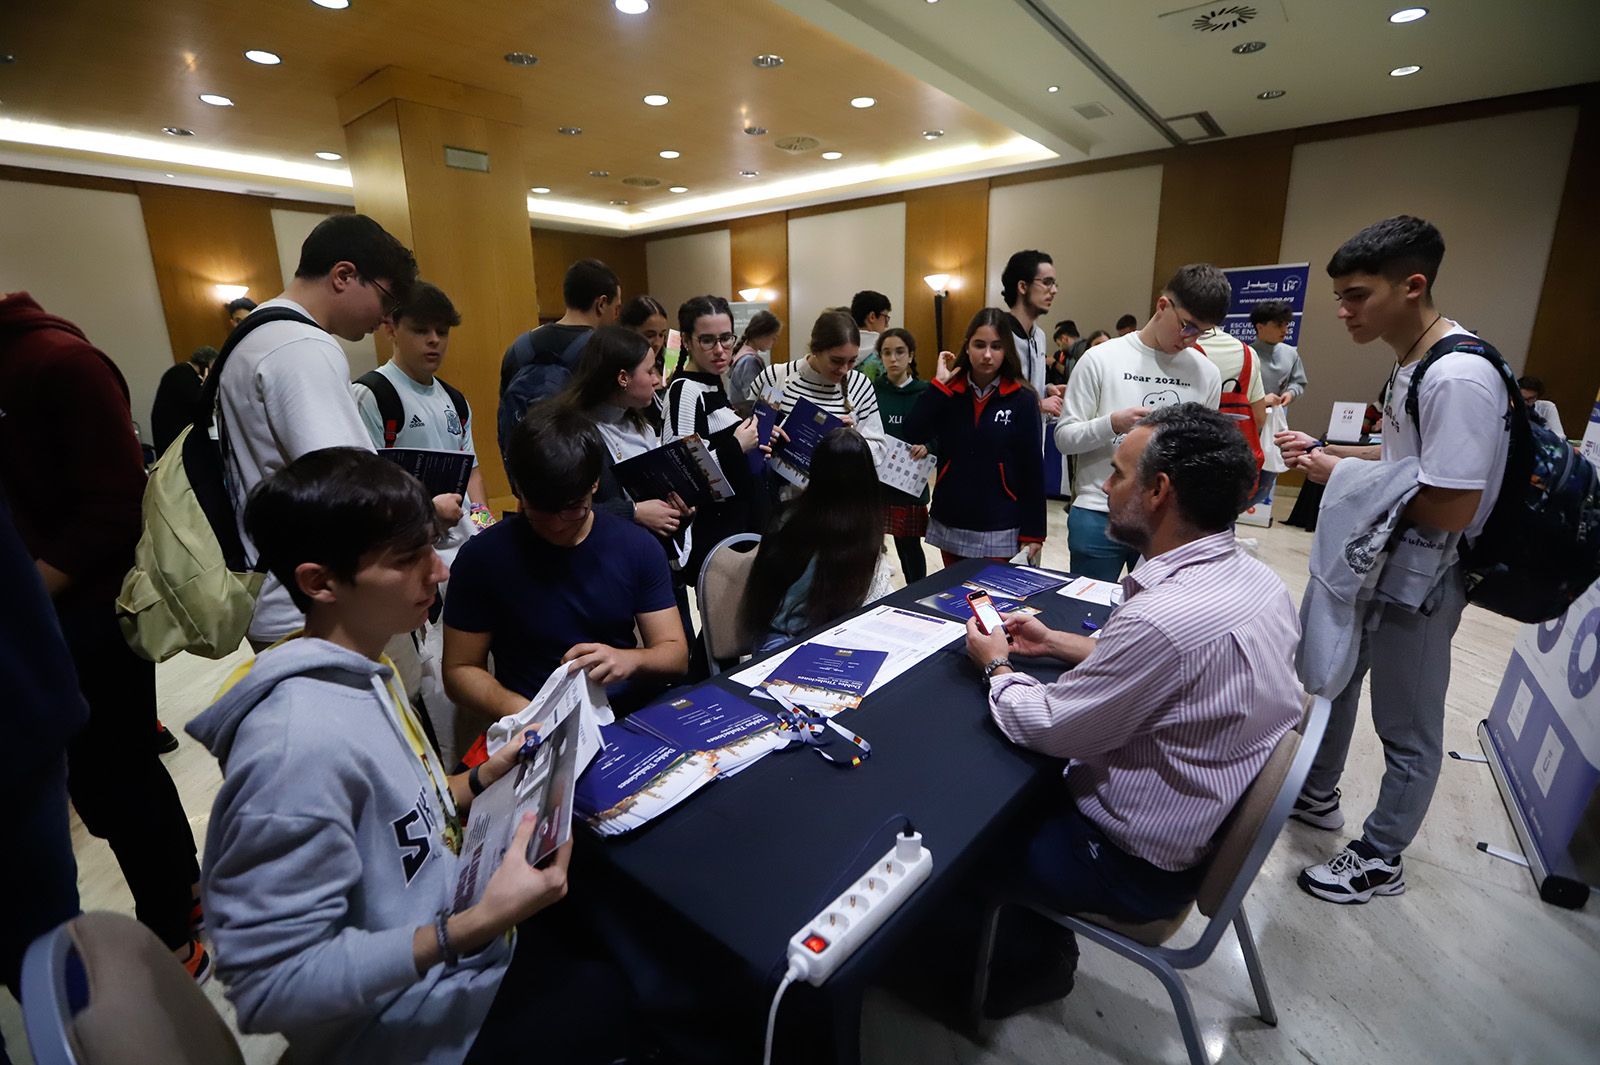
[{"left": 186, "top": 637, "right": 510, "bottom": 1064}]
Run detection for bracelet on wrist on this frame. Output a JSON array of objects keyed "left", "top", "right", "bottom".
[
  {"left": 467, "top": 763, "right": 486, "bottom": 797},
  {"left": 435, "top": 910, "right": 460, "bottom": 969}
]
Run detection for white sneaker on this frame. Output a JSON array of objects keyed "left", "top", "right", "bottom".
[
  {"left": 1298, "top": 840, "right": 1405, "bottom": 904},
  {"left": 1290, "top": 787, "right": 1345, "bottom": 830}
]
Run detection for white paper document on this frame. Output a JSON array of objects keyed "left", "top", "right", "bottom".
[
  {"left": 1058, "top": 575, "right": 1124, "bottom": 607},
  {"left": 730, "top": 605, "right": 967, "bottom": 710},
  {"left": 876, "top": 437, "right": 936, "bottom": 497}
]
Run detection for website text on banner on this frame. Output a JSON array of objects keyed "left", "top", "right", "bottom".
[{"left": 1219, "top": 263, "right": 1310, "bottom": 345}]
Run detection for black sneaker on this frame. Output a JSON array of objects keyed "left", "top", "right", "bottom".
[
  {"left": 156, "top": 720, "right": 180, "bottom": 755},
  {"left": 1298, "top": 839, "right": 1405, "bottom": 904},
  {"left": 1290, "top": 787, "right": 1344, "bottom": 830},
  {"left": 981, "top": 926, "right": 1079, "bottom": 1020}
]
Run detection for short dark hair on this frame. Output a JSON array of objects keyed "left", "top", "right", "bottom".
[
  {"left": 1326, "top": 215, "right": 1446, "bottom": 297},
  {"left": 1054, "top": 319, "right": 1079, "bottom": 339},
  {"left": 1518, "top": 375, "right": 1545, "bottom": 396},
  {"left": 1000, "top": 250, "right": 1052, "bottom": 308},
  {"left": 849, "top": 290, "right": 891, "bottom": 326},
  {"left": 1135, "top": 403, "right": 1257, "bottom": 532},
  {"left": 1249, "top": 300, "right": 1294, "bottom": 327},
  {"left": 506, "top": 403, "right": 604, "bottom": 511},
  {"left": 562, "top": 259, "right": 621, "bottom": 311},
  {"left": 1163, "top": 264, "right": 1231, "bottom": 325},
  {"left": 395, "top": 280, "right": 461, "bottom": 330},
  {"left": 1115, "top": 314, "right": 1139, "bottom": 332},
  {"left": 224, "top": 297, "right": 257, "bottom": 316},
  {"left": 189, "top": 345, "right": 219, "bottom": 369},
  {"left": 244, "top": 447, "right": 436, "bottom": 613},
  {"left": 294, "top": 214, "right": 418, "bottom": 305}
]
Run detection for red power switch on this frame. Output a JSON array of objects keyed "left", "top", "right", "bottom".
[{"left": 803, "top": 934, "right": 829, "bottom": 954}]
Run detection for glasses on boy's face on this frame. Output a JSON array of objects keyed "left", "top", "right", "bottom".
[
  {"left": 1168, "top": 301, "right": 1206, "bottom": 338},
  {"left": 1031, "top": 276, "right": 1058, "bottom": 290},
  {"left": 364, "top": 276, "right": 401, "bottom": 316},
  {"left": 695, "top": 332, "right": 737, "bottom": 349}
]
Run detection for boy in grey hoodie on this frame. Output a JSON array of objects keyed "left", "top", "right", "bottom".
[{"left": 187, "top": 448, "right": 577, "bottom": 1065}]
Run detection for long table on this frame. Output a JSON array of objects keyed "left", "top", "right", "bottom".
[{"left": 590, "top": 559, "right": 1115, "bottom": 1063}]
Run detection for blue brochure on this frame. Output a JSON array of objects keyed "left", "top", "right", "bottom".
[
  {"left": 770, "top": 397, "right": 847, "bottom": 487},
  {"left": 760, "top": 643, "right": 888, "bottom": 712},
  {"left": 966, "top": 563, "right": 1071, "bottom": 600},
  {"left": 574, "top": 724, "right": 690, "bottom": 821},
  {"left": 629, "top": 685, "right": 787, "bottom": 775},
  {"left": 747, "top": 401, "right": 778, "bottom": 478}
]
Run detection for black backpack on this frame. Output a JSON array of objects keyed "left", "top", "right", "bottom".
[
  {"left": 496, "top": 326, "right": 592, "bottom": 457},
  {"left": 1407, "top": 336, "right": 1600, "bottom": 622},
  {"left": 355, "top": 368, "right": 469, "bottom": 448}
]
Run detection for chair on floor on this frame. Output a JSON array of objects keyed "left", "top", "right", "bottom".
[
  {"left": 21, "top": 911, "right": 245, "bottom": 1065},
  {"left": 971, "top": 695, "right": 1331, "bottom": 1065},
  {"left": 696, "top": 533, "right": 762, "bottom": 675}
]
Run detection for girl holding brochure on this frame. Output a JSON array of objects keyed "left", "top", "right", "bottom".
[
  {"left": 873, "top": 328, "right": 932, "bottom": 583},
  {"left": 904, "top": 307, "right": 1046, "bottom": 567},
  {"left": 754, "top": 311, "right": 886, "bottom": 451},
  {"left": 739, "top": 428, "right": 894, "bottom": 651}
]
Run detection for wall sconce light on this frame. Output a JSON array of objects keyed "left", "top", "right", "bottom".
[
  {"left": 737, "top": 287, "right": 763, "bottom": 302},
  {"left": 923, "top": 274, "right": 951, "bottom": 352},
  {"left": 214, "top": 284, "right": 250, "bottom": 302}
]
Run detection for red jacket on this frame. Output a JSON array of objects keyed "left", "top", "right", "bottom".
[{"left": 0, "top": 292, "right": 148, "bottom": 610}]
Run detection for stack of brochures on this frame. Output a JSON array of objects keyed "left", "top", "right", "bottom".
[
  {"left": 757, "top": 643, "right": 888, "bottom": 714},
  {"left": 916, "top": 563, "right": 1072, "bottom": 621}
]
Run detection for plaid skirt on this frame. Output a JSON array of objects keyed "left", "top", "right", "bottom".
[{"left": 884, "top": 502, "right": 928, "bottom": 538}]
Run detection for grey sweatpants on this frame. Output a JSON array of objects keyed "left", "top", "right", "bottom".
[{"left": 1304, "top": 565, "right": 1468, "bottom": 859}]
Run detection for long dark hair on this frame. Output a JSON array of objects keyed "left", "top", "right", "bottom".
[
  {"left": 952, "top": 307, "right": 1028, "bottom": 388},
  {"left": 676, "top": 294, "right": 733, "bottom": 374},
  {"left": 876, "top": 327, "right": 918, "bottom": 380},
  {"left": 739, "top": 428, "right": 883, "bottom": 634},
  {"left": 555, "top": 325, "right": 655, "bottom": 432}
]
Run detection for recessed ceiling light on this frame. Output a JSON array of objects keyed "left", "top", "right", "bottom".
[
  {"left": 739, "top": 169, "right": 760, "bottom": 177},
  {"left": 1232, "top": 40, "right": 1266, "bottom": 54},
  {"left": 821, "top": 151, "right": 843, "bottom": 160},
  {"left": 164, "top": 172, "right": 176, "bottom": 178},
  {"left": 1389, "top": 64, "right": 1422, "bottom": 77},
  {"left": 850, "top": 96, "right": 876, "bottom": 109},
  {"left": 1257, "top": 90, "right": 1286, "bottom": 100},
  {"left": 244, "top": 49, "right": 281, "bottom": 65},
  {"left": 610, "top": 199, "right": 631, "bottom": 206},
  {"left": 199, "top": 93, "right": 234, "bottom": 107},
  {"left": 0, "top": 53, "right": 15, "bottom": 64},
  {"left": 922, "top": 129, "right": 944, "bottom": 139},
  {"left": 588, "top": 169, "right": 610, "bottom": 177},
  {"left": 315, "top": 150, "right": 342, "bottom": 160},
  {"left": 1389, "top": 7, "right": 1428, "bottom": 23},
  {"left": 531, "top": 186, "right": 551, "bottom": 194},
  {"left": 752, "top": 54, "right": 784, "bottom": 68},
  {"left": 504, "top": 52, "right": 539, "bottom": 66},
  {"left": 558, "top": 126, "right": 583, "bottom": 135},
  {"left": 162, "top": 126, "right": 195, "bottom": 136},
  {"left": 744, "top": 126, "right": 767, "bottom": 136},
  {"left": 658, "top": 149, "right": 680, "bottom": 159},
  {"left": 1047, "top": 85, "right": 1060, "bottom": 93},
  {"left": 668, "top": 186, "right": 688, "bottom": 193},
  {"left": 310, "top": 0, "right": 350, "bottom": 8},
  {"left": 615, "top": 0, "right": 649, "bottom": 12},
  {"left": 643, "top": 94, "right": 669, "bottom": 106}
]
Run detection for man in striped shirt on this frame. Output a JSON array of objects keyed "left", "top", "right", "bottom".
[{"left": 964, "top": 403, "right": 1301, "bottom": 1014}]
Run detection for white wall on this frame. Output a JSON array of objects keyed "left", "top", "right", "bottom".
[
  {"left": 987, "top": 165, "right": 1163, "bottom": 336},
  {"left": 0, "top": 178, "right": 175, "bottom": 441},
  {"left": 1278, "top": 107, "right": 1578, "bottom": 434},
  {"left": 787, "top": 202, "right": 906, "bottom": 357},
  {"left": 269, "top": 207, "right": 380, "bottom": 376},
  {"left": 644, "top": 229, "right": 734, "bottom": 335}
]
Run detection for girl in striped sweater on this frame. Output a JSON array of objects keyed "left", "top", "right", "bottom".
[{"left": 751, "top": 311, "right": 887, "bottom": 465}]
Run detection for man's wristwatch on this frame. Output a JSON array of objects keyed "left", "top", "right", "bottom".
[{"left": 982, "top": 657, "right": 1013, "bottom": 686}]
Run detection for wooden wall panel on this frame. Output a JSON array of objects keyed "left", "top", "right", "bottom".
[
  {"left": 1523, "top": 87, "right": 1600, "bottom": 434},
  {"left": 729, "top": 212, "right": 790, "bottom": 361},
  {"left": 1149, "top": 136, "right": 1294, "bottom": 307},
  {"left": 136, "top": 183, "right": 285, "bottom": 362},
  {"left": 529, "top": 227, "right": 648, "bottom": 322},
  {"left": 903, "top": 180, "right": 989, "bottom": 378}
]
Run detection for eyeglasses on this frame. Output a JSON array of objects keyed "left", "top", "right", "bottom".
[
  {"left": 1031, "top": 277, "right": 1058, "bottom": 289},
  {"left": 1169, "top": 301, "right": 1206, "bottom": 337},
  {"left": 695, "top": 332, "right": 737, "bottom": 349},
  {"left": 365, "top": 276, "right": 401, "bottom": 315}
]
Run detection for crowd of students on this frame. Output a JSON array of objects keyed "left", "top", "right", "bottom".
[{"left": 0, "top": 206, "right": 1536, "bottom": 1064}]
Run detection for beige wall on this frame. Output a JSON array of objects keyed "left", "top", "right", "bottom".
[
  {"left": 787, "top": 201, "right": 906, "bottom": 354},
  {"left": 987, "top": 165, "right": 1163, "bottom": 338},
  {"left": 0, "top": 178, "right": 175, "bottom": 442},
  {"left": 644, "top": 229, "right": 733, "bottom": 331},
  {"left": 269, "top": 207, "right": 381, "bottom": 376},
  {"left": 1278, "top": 106, "right": 1579, "bottom": 435}
]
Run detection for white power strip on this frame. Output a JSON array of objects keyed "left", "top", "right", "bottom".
[{"left": 784, "top": 829, "right": 933, "bottom": 986}]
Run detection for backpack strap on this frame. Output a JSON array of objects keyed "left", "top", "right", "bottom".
[
  {"left": 355, "top": 369, "right": 404, "bottom": 448},
  {"left": 559, "top": 327, "right": 593, "bottom": 366}
]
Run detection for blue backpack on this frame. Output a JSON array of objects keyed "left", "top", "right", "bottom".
[
  {"left": 1408, "top": 336, "right": 1600, "bottom": 622},
  {"left": 497, "top": 327, "right": 591, "bottom": 458}
]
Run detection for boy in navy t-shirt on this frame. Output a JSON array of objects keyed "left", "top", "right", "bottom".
[{"left": 442, "top": 406, "right": 686, "bottom": 720}]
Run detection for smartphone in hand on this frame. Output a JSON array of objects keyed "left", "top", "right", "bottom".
[{"left": 966, "top": 591, "right": 1006, "bottom": 636}]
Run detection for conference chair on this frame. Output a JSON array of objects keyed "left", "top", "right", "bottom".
[
  {"left": 21, "top": 911, "right": 245, "bottom": 1065},
  {"left": 970, "top": 695, "right": 1331, "bottom": 1065},
  {"left": 696, "top": 533, "right": 762, "bottom": 676}
]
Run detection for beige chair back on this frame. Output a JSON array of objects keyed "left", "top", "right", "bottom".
[
  {"left": 1197, "top": 729, "right": 1302, "bottom": 917},
  {"left": 698, "top": 534, "right": 762, "bottom": 665}
]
